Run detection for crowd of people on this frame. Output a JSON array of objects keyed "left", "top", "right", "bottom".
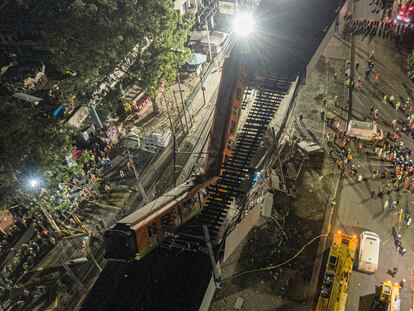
[
  {"left": 0, "top": 130, "right": 117, "bottom": 305},
  {"left": 0, "top": 207, "right": 29, "bottom": 262},
  {"left": 327, "top": 11, "right": 414, "bottom": 214},
  {"left": 343, "top": 0, "right": 414, "bottom": 51},
  {"left": 329, "top": 97, "right": 414, "bottom": 209},
  {"left": 0, "top": 208, "right": 53, "bottom": 302}
]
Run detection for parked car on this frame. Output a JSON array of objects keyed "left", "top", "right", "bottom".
[
  {"left": 358, "top": 231, "right": 380, "bottom": 273},
  {"left": 347, "top": 120, "right": 383, "bottom": 141}
]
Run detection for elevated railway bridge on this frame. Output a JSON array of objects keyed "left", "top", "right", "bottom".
[{"left": 82, "top": 0, "right": 340, "bottom": 309}]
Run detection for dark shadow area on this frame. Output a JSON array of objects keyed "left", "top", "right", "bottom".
[
  {"left": 359, "top": 292, "right": 377, "bottom": 311},
  {"left": 212, "top": 210, "right": 323, "bottom": 303},
  {"left": 81, "top": 247, "right": 211, "bottom": 311},
  {"left": 245, "top": 0, "right": 339, "bottom": 75},
  {"left": 273, "top": 301, "right": 312, "bottom": 311}
]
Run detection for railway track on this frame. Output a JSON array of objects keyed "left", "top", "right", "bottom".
[{"left": 194, "top": 73, "right": 296, "bottom": 242}]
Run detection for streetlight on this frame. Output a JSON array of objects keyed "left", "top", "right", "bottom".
[
  {"left": 232, "top": 12, "right": 255, "bottom": 37},
  {"left": 29, "top": 178, "right": 40, "bottom": 188},
  {"left": 25, "top": 175, "right": 61, "bottom": 234}
]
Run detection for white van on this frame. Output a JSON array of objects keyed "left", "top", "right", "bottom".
[
  {"left": 358, "top": 231, "right": 380, "bottom": 273},
  {"left": 347, "top": 120, "right": 383, "bottom": 141},
  {"left": 200, "top": 31, "right": 229, "bottom": 56}
]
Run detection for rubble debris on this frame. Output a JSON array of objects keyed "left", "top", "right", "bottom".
[{"left": 234, "top": 296, "right": 244, "bottom": 310}]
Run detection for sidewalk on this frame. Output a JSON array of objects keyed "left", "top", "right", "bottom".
[{"left": 294, "top": 27, "right": 352, "bottom": 305}]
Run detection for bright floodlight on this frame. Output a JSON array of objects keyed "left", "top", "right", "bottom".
[
  {"left": 29, "top": 178, "right": 39, "bottom": 188},
  {"left": 233, "top": 12, "right": 255, "bottom": 37}
]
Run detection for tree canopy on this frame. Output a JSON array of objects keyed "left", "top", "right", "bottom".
[
  {"left": 3, "top": 0, "right": 194, "bottom": 103},
  {"left": 0, "top": 98, "right": 76, "bottom": 208},
  {"left": 408, "top": 49, "right": 414, "bottom": 68},
  {"left": 0, "top": 0, "right": 194, "bottom": 210}
]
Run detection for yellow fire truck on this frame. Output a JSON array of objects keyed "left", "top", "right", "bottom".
[
  {"left": 373, "top": 281, "right": 400, "bottom": 311},
  {"left": 316, "top": 231, "right": 358, "bottom": 311}
]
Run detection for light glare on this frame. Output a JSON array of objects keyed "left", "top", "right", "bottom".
[
  {"left": 233, "top": 12, "right": 255, "bottom": 37},
  {"left": 29, "top": 178, "right": 39, "bottom": 188}
]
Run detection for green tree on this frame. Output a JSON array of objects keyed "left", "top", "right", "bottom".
[
  {"left": 408, "top": 49, "right": 414, "bottom": 68},
  {"left": 2, "top": 0, "right": 194, "bottom": 105},
  {"left": 133, "top": 9, "right": 194, "bottom": 97},
  {"left": 0, "top": 98, "right": 76, "bottom": 209}
]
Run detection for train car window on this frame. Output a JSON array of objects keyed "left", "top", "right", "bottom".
[
  {"left": 148, "top": 223, "right": 157, "bottom": 237},
  {"left": 161, "top": 214, "right": 170, "bottom": 228},
  {"left": 179, "top": 201, "right": 192, "bottom": 220},
  {"left": 193, "top": 196, "right": 201, "bottom": 209},
  {"left": 236, "top": 88, "right": 242, "bottom": 101}
]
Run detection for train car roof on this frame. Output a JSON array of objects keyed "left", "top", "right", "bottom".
[{"left": 117, "top": 179, "right": 200, "bottom": 227}]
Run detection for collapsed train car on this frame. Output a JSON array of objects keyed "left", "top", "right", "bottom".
[
  {"left": 104, "top": 52, "right": 247, "bottom": 261},
  {"left": 204, "top": 53, "right": 246, "bottom": 177},
  {"left": 103, "top": 178, "right": 212, "bottom": 260}
]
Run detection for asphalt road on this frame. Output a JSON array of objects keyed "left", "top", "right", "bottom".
[{"left": 330, "top": 0, "right": 414, "bottom": 309}]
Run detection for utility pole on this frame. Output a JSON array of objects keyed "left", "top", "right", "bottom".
[
  {"left": 205, "top": 20, "right": 213, "bottom": 62},
  {"left": 172, "top": 90, "right": 188, "bottom": 133},
  {"left": 199, "top": 71, "right": 207, "bottom": 109},
  {"left": 164, "top": 98, "right": 177, "bottom": 188},
  {"left": 127, "top": 150, "right": 148, "bottom": 204},
  {"left": 203, "top": 225, "right": 223, "bottom": 289},
  {"left": 175, "top": 57, "right": 193, "bottom": 129}
]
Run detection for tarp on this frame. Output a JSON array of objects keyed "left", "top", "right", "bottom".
[
  {"left": 67, "top": 106, "right": 89, "bottom": 128},
  {"left": 186, "top": 53, "right": 207, "bottom": 66},
  {"left": 12, "top": 92, "right": 43, "bottom": 104},
  {"left": 200, "top": 31, "right": 228, "bottom": 46},
  {"left": 52, "top": 106, "right": 64, "bottom": 118}
]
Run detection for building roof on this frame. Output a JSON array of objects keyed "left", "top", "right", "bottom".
[
  {"left": 12, "top": 92, "right": 43, "bottom": 104},
  {"left": 200, "top": 31, "right": 228, "bottom": 46},
  {"left": 189, "top": 30, "right": 208, "bottom": 42}
]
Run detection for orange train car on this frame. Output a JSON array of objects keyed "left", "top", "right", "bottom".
[
  {"left": 204, "top": 53, "right": 246, "bottom": 177},
  {"left": 104, "top": 53, "right": 247, "bottom": 261},
  {"left": 104, "top": 177, "right": 212, "bottom": 260}
]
